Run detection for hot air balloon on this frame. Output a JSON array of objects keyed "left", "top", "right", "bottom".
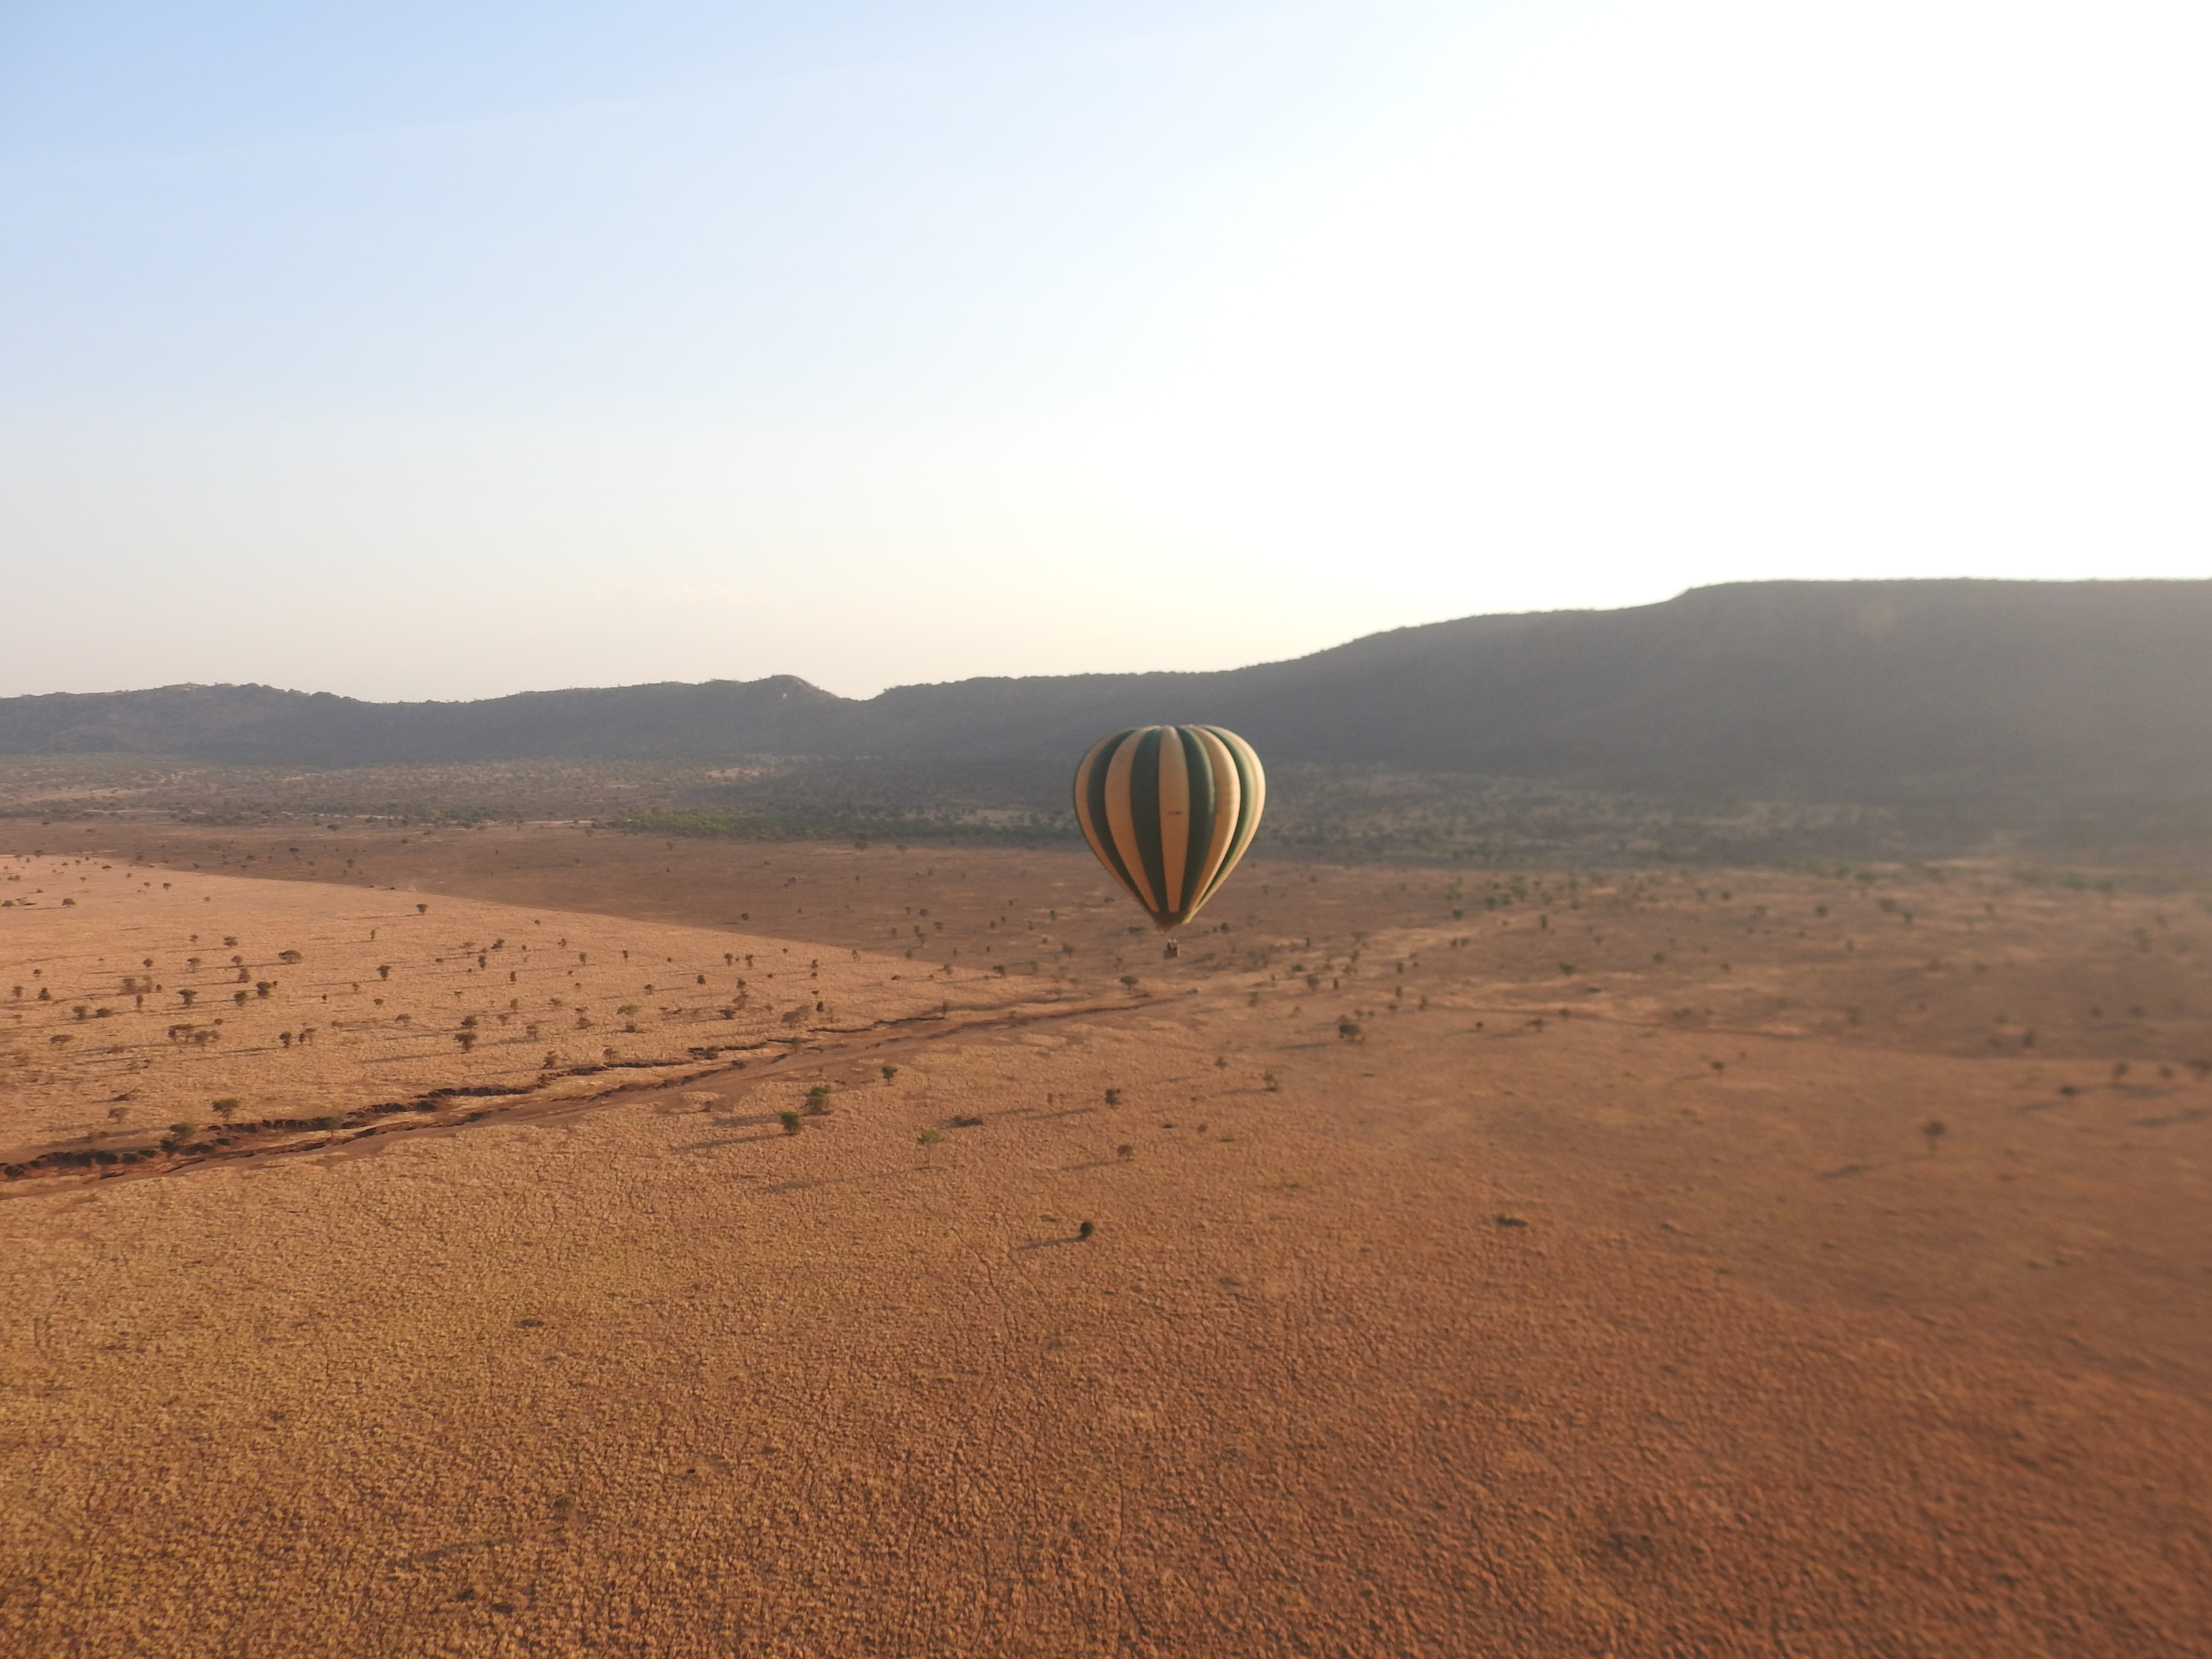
[{"left": 1073, "top": 725, "right": 1265, "bottom": 952}]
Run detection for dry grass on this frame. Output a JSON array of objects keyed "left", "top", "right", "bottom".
[
  {"left": 3, "top": 825, "right": 2211, "bottom": 1655},
  {"left": 0, "top": 854, "right": 1009, "bottom": 1175}
]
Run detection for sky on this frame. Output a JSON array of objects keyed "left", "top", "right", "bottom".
[{"left": 2, "top": 0, "right": 2206, "bottom": 702}]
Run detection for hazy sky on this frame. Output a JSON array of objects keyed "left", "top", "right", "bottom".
[{"left": 3, "top": 0, "right": 2206, "bottom": 701}]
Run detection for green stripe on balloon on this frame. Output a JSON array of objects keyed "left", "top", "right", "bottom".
[{"left": 1177, "top": 727, "right": 1217, "bottom": 917}]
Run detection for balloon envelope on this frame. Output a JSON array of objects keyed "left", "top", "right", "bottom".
[{"left": 1072, "top": 725, "right": 1265, "bottom": 931}]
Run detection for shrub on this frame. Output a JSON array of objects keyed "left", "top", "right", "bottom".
[
  {"left": 1104, "top": 1088, "right": 1122, "bottom": 1106},
  {"left": 881, "top": 1064, "right": 899, "bottom": 1082},
  {"left": 1922, "top": 1119, "right": 1947, "bottom": 1154},
  {"left": 804, "top": 1084, "right": 832, "bottom": 1115},
  {"left": 211, "top": 1098, "right": 239, "bottom": 1120},
  {"left": 1077, "top": 1220, "right": 1095, "bottom": 1241},
  {"left": 779, "top": 1111, "right": 802, "bottom": 1135}
]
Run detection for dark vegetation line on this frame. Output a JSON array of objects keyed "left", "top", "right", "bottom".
[
  {"left": 0, "top": 989, "right": 1147, "bottom": 1191},
  {"left": 613, "top": 807, "right": 1082, "bottom": 849}
]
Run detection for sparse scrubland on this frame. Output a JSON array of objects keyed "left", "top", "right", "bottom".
[
  {"left": 4, "top": 821, "right": 2212, "bottom": 1655},
  {"left": 10, "top": 747, "right": 2208, "bottom": 868}
]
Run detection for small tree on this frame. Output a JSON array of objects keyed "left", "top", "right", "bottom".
[
  {"left": 779, "top": 1111, "right": 802, "bottom": 1135},
  {"left": 881, "top": 1064, "right": 899, "bottom": 1083},
  {"left": 211, "top": 1098, "right": 239, "bottom": 1122},
  {"left": 1922, "top": 1118, "right": 1947, "bottom": 1155},
  {"left": 1104, "top": 1088, "right": 1122, "bottom": 1106},
  {"left": 804, "top": 1084, "right": 832, "bottom": 1115},
  {"left": 1077, "top": 1220, "right": 1095, "bottom": 1241}
]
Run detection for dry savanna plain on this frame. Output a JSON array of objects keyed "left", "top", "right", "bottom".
[{"left": 4, "top": 821, "right": 2212, "bottom": 1657}]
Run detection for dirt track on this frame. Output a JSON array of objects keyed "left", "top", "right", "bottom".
[{"left": 4, "top": 825, "right": 2210, "bottom": 1656}]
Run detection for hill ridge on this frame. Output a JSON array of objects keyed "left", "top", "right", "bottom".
[{"left": 5, "top": 579, "right": 2210, "bottom": 808}]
